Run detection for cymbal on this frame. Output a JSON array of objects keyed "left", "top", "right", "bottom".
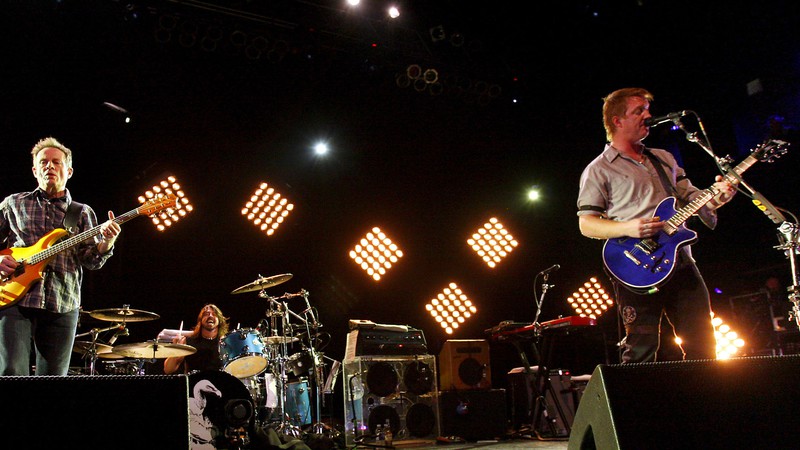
[
  {"left": 113, "top": 341, "right": 197, "bottom": 359},
  {"left": 97, "top": 352, "right": 128, "bottom": 360},
  {"left": 73, "top": 341, "right": 113, "bottom": 356},
  {"left": 231, "top": 273, "right": 292, "bottom": 294},
  {"left": 89, "top": 307, "right": 160, "bottom": 322},
  {"left": 264, "top": 336, "right": 299, "bottom": 344}
]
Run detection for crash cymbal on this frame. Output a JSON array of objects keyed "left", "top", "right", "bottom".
[
  {"left": 113, "top": 341, "right": 197, "bottom": 359},
  {"left": 231, "top": 273, "right": 293, "bottom": 294},
  {"left": 264, "top": 336, "right": 299, "bottom": 344},
  {"left": 73, "top": 341, "right": 113, "bottom": 356},
  {"left": 89, "top": 307, "right": 160, "bottom": 322}
]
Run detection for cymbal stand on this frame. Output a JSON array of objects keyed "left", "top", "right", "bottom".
[
  {"left": 75, "top": 323, "right": 124, "bottom": 375},
  {"left": 260, "top": 291, "right": 303, "bottom": 438},
  {"left": 296, "top": 291, "right": 336, "bottom": 437}
]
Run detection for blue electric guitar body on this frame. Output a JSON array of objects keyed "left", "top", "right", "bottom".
[{"left": 602, "top": 139, "right": 789, "bottom": 294}]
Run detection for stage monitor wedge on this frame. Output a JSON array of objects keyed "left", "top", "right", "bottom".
[{"left": 569, "top": 355, "right": 800, "bottom": 450}]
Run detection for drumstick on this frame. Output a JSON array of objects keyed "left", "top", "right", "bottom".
[{"left": 178, "top": 321, "right": 183, "bottom": 341}]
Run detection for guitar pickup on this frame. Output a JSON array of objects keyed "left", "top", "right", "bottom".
[
  {"left": 634, "top": 239, "right": 658, "bottom": 254},
  {"left": 623, "top": 251, "right": 642, "bottom": 265}
]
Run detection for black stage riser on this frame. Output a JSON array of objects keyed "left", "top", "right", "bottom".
[
  {"left": 568, "top": 355, "right": 800, "bottom": 450},
  {"left": 0, "top": 375, "right": 189, "bottom": 449}
]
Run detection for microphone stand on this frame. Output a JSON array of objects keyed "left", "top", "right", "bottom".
[
  {"left": 746, "top": 191, "right": 800, "bottom": 329},
  {"left": 529, "top": 270, "right": 569, "bottom": 438}
]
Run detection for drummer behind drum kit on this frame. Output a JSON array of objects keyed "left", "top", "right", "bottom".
[{"left": 73, "top": 274, "right": 341, "bottom": 443}]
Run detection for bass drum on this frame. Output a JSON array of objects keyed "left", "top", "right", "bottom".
[{"left": 189, "top": 370, "right": 255, "bottom": 449}]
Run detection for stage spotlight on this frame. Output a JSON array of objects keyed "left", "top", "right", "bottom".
[
  {"left": 566, "top": 277, "right": 614, "bottom": 320},
  {"left": 425, "top": 282, "right": 477, "bottom": 335},
  {"left": 423, "top": 69, "right": 438, "bottom": 84},
  {"left": 406, "top": 64, "right": 422, "bottom": 79},
  {"left": 467, "top": 217, "right": 518, "bottom": 268},
  {"left": 138, "top": 175, "right": 193, "bottom": 231},
  {"left": 348, "top": 227, "right": 404, "bottom": 281},
  {"left": 241, "top": 182, "right": 295, "bottom": 237}
]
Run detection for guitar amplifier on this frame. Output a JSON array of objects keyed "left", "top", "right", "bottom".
[{"left": 345, "top": 320, "right": 427, "bottom": 360}]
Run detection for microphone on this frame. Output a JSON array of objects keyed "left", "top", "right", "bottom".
[
  {"left": 539, "top": 264, "right": 560, "bottom": 275},
  {"left": 644, "top": 110, "right": 687, "bottom": 127}
]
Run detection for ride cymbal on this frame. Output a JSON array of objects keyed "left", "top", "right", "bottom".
[
  {"left": 231, "top": 273, "right": 292, "bottom": 294},
  {"left": 113, "top": 341, "right": 197, "bottom": 359},
  {"left": 89, "top": 307, "right": 160, "bottom": 322}
]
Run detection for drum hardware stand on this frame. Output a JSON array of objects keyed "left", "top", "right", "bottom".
[
  {"left": 293, "top": 290, "right": 339, "bottom": 438},
  {"left": 75, "top": 323, "right": 126, "bottom": 375},
  {"left": 259, "top": 290, "right": 304, "bottom": 438}
]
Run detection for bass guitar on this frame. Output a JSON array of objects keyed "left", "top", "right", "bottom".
[
  {"left": 603, "top": 139, "right": 789, "bottom": 294},
  {"left": 0, "top": 194, "right": 176, "bottom": 309}
]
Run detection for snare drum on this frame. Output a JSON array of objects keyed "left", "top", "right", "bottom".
[{"left": 219, "top": 328, "right": 268, "bottom": 379}]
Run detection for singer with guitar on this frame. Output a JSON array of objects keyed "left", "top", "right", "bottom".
[
  {"left": 0, "top": 137, "right": 121, "bottom": 376},
  {"left": 577, "top": 88, "right": 737, "bottom": 363}
]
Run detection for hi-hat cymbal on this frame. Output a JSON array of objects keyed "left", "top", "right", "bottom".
[
  {"left": 89, "top": 307, "right": 160, "bottom": 322},
  {"left": 113, "top": 341, "right": 197, "bottom": 359},
  {"left": 73, "top": 341, "right": 113, "bottom": 356},
  {"left": 231, "top": 273, "right": 292, "bottom": 294},
  {"left": 264, "top": 336, "right": 299, "bottom": 345}
]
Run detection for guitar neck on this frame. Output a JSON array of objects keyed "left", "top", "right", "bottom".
[
  {"left": 664, "top": 153, "right": 757, "bottom": 232},
  {"left": 29, "top": 208, "right": 144, "bottom": 265}
]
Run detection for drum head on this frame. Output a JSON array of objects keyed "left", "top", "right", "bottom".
[{"left": 189, "top": 370, "right": 255, "bottom": 448}]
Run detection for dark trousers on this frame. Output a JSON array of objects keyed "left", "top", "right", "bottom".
[
  {"left": 0, "top": 305, "right": 79, "bottom": 375},
  {"left": 615, "top": 263, "right": 717, "bottom": 363}
]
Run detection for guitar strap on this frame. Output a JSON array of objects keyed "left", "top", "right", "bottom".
[
  {"left": 63, "top": 201, "right": 84, "bottom": 235},
  {"left": 643, "top": 149, "right": 680, "bottom": 198}
]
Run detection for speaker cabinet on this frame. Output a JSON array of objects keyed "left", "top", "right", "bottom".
[
  {"left": 569, "top": 355, "right": 800, "bottom": 450},
  {"left": 438, "top": 339, "right": 491, "bottom": 390},
  {"left": 508, "top": 367, "right": 578, "bottom": 437},
  {"left": 0, "top": 375, "right": 189, "bottom": 449},
  {"left": 439, "top": 389, "right": 507, "bottom": 441},
  {"left": 343, "top": 355, "right": 440, "bottom": 447}
]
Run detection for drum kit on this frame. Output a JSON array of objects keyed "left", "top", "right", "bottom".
[
  {"left": 225, "top": 273, "right": 336, "bottom": 439},
  {"left": 72, "top": 274, "right": 339, "bottom": 442},
  {"left": 73, "top": 304, "right": 196, "bottom": 376}
]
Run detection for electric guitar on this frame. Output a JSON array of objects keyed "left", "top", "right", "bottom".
[
  {"left": 603, "top": 139, "right": 789, "bottom": 294},
  {"left": 0, "top": 194, "right": 177, "bottom": 310}
]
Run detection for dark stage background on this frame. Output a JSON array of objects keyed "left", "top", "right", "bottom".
[{"left": 2, "top": 1, "right": 800, "bottom": 402}]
